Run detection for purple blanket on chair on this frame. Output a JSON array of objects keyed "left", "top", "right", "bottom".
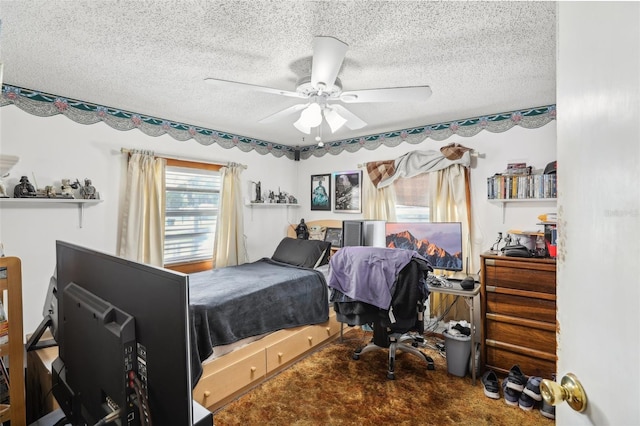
[{"left": 328, "top": 246, "right": 420, "bottom": 309}]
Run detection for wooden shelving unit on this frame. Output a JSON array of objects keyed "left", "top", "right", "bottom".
[{"left": 0, "top": 257, "right": 26, "bottom": 425}]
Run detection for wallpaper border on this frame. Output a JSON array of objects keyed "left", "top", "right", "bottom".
[{"left": 1, "top": 85, "right": 555, "bottom": 160}]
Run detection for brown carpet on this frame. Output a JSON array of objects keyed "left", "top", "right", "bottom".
[{"left": 213, "top": 328, "right": 554, "bottom": 425}]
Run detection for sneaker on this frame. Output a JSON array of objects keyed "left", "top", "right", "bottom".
[
  {"left": 519, "top": 392, "right": 536, "bottom": 411},
  {"left": 505, "top": 364, "right": 527, "bottom": 392},
  {"left": 502, "top": 378, "right": 520, "bottom": 407},
  {"left": 481, "top": 370, "right": 500, "bottom": 399},
  {"left": 540, "top": 399, "right": 556, "bottom": 419},
  {"left": 523, "top": 376, "right": 543, "bottom": 401}
]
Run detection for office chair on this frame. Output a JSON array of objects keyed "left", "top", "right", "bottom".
[{"left": 329, "top": 247, "right": 435, "bottom": 379}]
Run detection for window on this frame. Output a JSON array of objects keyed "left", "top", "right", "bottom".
[
  {"left": 164, "top": 159, "right": 221, "bottom": 272},
  {"left": 394, "top": 174, "right": 430, "bottom": 222}
]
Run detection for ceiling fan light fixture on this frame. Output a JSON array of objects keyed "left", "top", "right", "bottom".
[
  {"left": 293, "top": 119, "right": 311, "bottom": 134},
  {"left": 294, "top": 103, "right": 322, "bottom": 133},
  {"left": 301, "top": 103, "right": 323, "bottom": 126},
  {"left": 324, "top": 107, "right": 347, "bottom": 133}
]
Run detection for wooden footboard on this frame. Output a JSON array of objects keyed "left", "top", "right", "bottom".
[{"left": 193, "top": 309, "right": 341, "bottom": 412}]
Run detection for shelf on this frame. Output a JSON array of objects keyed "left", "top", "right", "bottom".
[
  {"left": 0, "top": 198, "right": 103, "bottom": 227},
  {"left": 488, "top": 198, "right": 556, "bottom": 223},
  {"left": 245, "top": 202, "right": 300, "bottom": 208},
  {"left": 488, "top": 198, "right": 556, "bottom": 203}
]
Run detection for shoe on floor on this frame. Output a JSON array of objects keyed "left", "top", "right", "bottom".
[
  {"left": 540, "top": 399, "right": 556, "bottom": 419},
  {"left": 519, "top": 392, "right": 536, "bottom": 411},
  {"left": 481, "top": 370, "right": 500, "bottom": 399},
  {"left": 523, "top": 376, "right": 543, "bottom": 401},
  {"left": 505, "top": 364, "right": 527, "bottom": 392},
  {"left": 502, "top": 378, "right": 520, "bottom": 407}
]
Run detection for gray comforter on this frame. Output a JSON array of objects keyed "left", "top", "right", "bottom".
[{"left": 188, "top": 258, "right": 329, "bottom": 382}]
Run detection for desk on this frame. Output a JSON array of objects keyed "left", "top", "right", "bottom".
[{"left": 427, "top": 280, "right": 481, "bottom": 385}]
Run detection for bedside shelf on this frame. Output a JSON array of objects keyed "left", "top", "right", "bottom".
[{"left": 0, "top": 198, "right": 103, "bottom": 227}]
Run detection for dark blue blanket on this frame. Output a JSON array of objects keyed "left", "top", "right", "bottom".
[{"left": 189, "top": 258, "right": 329, "bottom": 382}]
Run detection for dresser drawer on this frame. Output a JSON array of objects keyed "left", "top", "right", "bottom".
[
  {"left": 485, "top": 266, "right": 556, "bottom": 294},
  {"left": 485, "top": 315, "right": 556, "bottom": 355},
  {"left": 486, "top": 292, "right": 556, "bottom": 323},
  {"left": 485, "top": 345, "right": 556, "bottom": 379}
]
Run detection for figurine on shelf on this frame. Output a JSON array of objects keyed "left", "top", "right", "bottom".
[
  {"left": 253, "top": 181, "right": 263, "bottom": 203},
  {"left": 0, "top": 173, "right": 9, "bottom": 198},
  {"left": 295, "top": 219, "right": 310, "bottom": 240},
  {"left": 80, "top": 178, "right": 97, "bottom": 199},
  {"left": 44, "top": 185, "right": 57, "bottom": 198},
  {"left": 60, "top": 179, "right": 75, "bottom": 198},
  {"left": 13, "top": 176, "right": 37, "bottom": 198}
]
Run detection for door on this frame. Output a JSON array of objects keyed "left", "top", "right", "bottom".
[{"left": 557, "top": 2, "right": 639, "bottom": 424}]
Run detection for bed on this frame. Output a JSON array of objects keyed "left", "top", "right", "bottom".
[{"left": 191, "top": 229, "right": 342, "bottom": 412}]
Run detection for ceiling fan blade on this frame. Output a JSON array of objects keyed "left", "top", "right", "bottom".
[
  {"left": 331, "top": 104, "right": 367, "bottom": 130},
  {"left": 311, "top": 36, "right": 348, "bottom": 90},
  {"left": 259, "top": 104, "right": 307, "bottom": 124},
  {"left": 340, "top": 86, "right": 432, "bottom": 103},
  {"left": 204, "top": 78, "right": 304, "bottom": 99}
]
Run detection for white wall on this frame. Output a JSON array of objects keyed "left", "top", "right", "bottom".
[
  {"left": 297, "top": 122, "right": 557, "bottom": 275},
  {"left": 0, "top": 104, "right": 556, "bottom": 336}
]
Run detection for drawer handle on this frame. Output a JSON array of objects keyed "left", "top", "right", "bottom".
[
  {"left": 250, "top": 366, "right": 257, "bottom": 375},
  {"left": 203, "top": 390, "right": 211, "bottom": 398},
  {"left": 325, "top": 327, "right": 331, "bottom": 334},
  {"left": 308, "top": 336, "right": 313, "bottom": 344},
  {"left": 278, "top": 352, "right": 283, "bottom": 359}
]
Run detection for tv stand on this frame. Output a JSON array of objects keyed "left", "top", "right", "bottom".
[
  {"left": 27, "top": 345, "right": 213, "bottom": 426},
  {"left": 30, "top": 402, "right": 212, "bottom": 426},
  {"left": 25, "top": 314, "right": 57, "bottom": 352}
]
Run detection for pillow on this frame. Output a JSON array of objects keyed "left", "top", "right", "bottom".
[{"left": 272, "top": 237, "right": 331, "bottom": 268}]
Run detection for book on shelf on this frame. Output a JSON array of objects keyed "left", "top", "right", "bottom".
[
  {"left": 487, "top": 173, "right": 557, "bottom": 200},
  {"left": 0, "top": 357, "right": 8, "bottom": 404},
  {"left": 0, "top": 300, "right": 7, "bottom": 346}
]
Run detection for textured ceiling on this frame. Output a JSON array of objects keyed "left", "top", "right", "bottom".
[{"left": 0, "top": 1, "right": 556, "bottom": 147}]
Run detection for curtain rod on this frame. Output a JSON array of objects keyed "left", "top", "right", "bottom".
[
  {"left": 120, "top": 148, "right": 247, "bottom": 169},
  {"left": 356, "top": 149, "right": 483, "bottom": 168}
]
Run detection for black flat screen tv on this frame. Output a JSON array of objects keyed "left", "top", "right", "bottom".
[
  {"left": 53, "top": 240, "right": 195, "bottom": 425},
  {"left": 385, "top": 222, "right": 464, "bottom": 272}
]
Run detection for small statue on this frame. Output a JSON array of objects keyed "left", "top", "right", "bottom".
[
  {"left": 13, "top": 175, "right": 37, "bottom": 198},
  {"left": 0, "top": 173, "right": 9, "bottom": 198},
  {"left": 60, "top": 179, "right": 75, "bottom": 198},
  {"left": 44, "top": 185, "right": 57, "bottom": 198},
  {"left": 296, "top": 219, "right": 310, "bottom": 240},
  {"left": 254, "top": 181, "right": 262, "bottom": 202},
  {"left": 80, "top": 178, "right": 97, "bottom": 199}
]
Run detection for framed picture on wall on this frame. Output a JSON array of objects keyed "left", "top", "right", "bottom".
[
  {"left": 310, "top": 174, "right": 331, "bottom": 211},
  {"left": 333, "top": 170, "right": 362, "bottom": 213},
  {"left": 324, "top": 227, "right": 342, "bottom": 248}
]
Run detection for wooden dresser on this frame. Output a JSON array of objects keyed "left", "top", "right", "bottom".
[{"left": 480, "top": 252, "right": 557, "bottom": 379}]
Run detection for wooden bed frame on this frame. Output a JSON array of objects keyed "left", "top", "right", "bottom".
[{"left": 193, "top": 220, "right": 343, "bottom": 412}]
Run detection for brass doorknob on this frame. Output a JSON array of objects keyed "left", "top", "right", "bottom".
[{"left": 540, "top": 373, "right": 588, "bottom": 412}]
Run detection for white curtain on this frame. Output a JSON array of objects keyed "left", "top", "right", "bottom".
[
  {"left": 429, "top": 164, "right": 474, "bottom": 321},
  {"left": 213, "top": 163, "right": 247, "bottom": 268},
  {"left": 363, "top": 173, "right": 397, "bottom": 221},
  {"left": 118, "top": 153, "right": 166, "bottom": 266}
]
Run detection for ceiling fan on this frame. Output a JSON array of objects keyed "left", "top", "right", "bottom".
[{"left": 205, "top": 36, "right": 432, "bottom": 135}]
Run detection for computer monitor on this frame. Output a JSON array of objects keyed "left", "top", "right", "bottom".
[
  {"left": 385, "top": 222, "right": 464, "bottom": 271},
  {"left": 341, "top": 220, "right": 364, "bottom": 247},
  {"left": 53, "top": 240, "right": 195, "bottom": 425}
]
